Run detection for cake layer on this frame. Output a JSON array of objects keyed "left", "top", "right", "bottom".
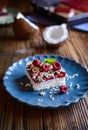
[{"left": 26, "top": 71, "right": 65, "bottom": 91}]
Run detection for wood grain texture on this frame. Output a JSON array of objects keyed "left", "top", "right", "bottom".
[
  {"left": 0, "top": 1, "right": 88, "bottom": 130},
  {"left": 0, "top": 26, "right": 88, "bottom": 130}
]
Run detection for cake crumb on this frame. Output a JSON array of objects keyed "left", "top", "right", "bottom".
[
  {"left": 20, "top": 82, "right": 24, "bottom": 85},
  {"left": 25, "top": 83, "right": 31, "bottom": 87}
]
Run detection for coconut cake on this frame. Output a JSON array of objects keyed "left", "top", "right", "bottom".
[{"left": 26, "top": 58, "right": 66, "bottom": 91}]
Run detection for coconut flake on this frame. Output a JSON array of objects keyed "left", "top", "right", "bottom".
[
  {"left": 76, "top": 84, "right": 80, "bottom": 89},
  {"left": 39, "top": 91, "right": 46, "bottom": 96},
  {"left": 50, "top": 95, "right": 55, "bottom": 100},
  {"left": 37, "top": 99, "right": 43, "bottom": 102},
  {"left": 67, "top": 73, "right": 79, "bottom": 80},
  {"left": 69, "top": 82, "right": 73, "bottom": 89}
]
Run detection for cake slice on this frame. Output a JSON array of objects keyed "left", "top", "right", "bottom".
[
  {"left": 26, "top": 58, "right": 66, "bottom": 91},
  {"left": 0, "top": 7, "right": 12, "bottom": 24}
]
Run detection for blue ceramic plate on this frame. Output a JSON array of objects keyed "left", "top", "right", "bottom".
[{"left": 3, "top": 54, "right": 88, "bottom": 108}]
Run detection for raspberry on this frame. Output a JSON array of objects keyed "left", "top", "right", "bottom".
[
  {"left": 60, "top": 85, "right": 68, "bottom": 93},
  {"left": 60, "top": 71, "right": 66, "bottom": 77},
  {"left": 27, "top": 63, "right": 33, "bottom": 70},
  {"left": 32, "top": 59, "right": 41, "bottom": 67},
  {"left": 42, "top": 63, "right": 50, "bottom": 72},
  {"left": 38, "top": 72, "right": 41, "bottom": 76},
  {"left": 53, "top": 61, "right": 61, "bottom": 71},
  {"left": 33, "top": 78, "right": 38, "bottom": 83}
]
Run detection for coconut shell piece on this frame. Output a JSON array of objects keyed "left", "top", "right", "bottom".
[
  {"left": 43, "top": 24, "right": 69, "bottom": 49},
  {"left": 13, "top": 18, "right": 39, "bottom": 40}
]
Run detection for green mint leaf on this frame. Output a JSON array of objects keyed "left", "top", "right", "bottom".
[{"left": 42, "top": 58, "right": 56, "bottom": 64}]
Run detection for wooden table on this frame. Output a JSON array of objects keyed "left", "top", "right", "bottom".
[
  {"left": 0, "top": 1, "right": 88, "bottom": 130},
  {"left": 0, "top": 22, "right": 88, "bottom": 130}
]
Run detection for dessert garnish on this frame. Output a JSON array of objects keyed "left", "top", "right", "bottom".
[{"left": 60, "top": 85, "right": 68, "bottom": 93}]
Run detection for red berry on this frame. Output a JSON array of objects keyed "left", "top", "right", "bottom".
[
  {"left": 53, "top": 61, "right": 61, "bottom": 71},
  {"left": 60, "top": 85, "right": 68, "bottom": 93},
  {"left": 54, "top": 71, "right": 60, "bottom": 78},
  {"left": 27, "top": 63, "right": 33, "bottom": 69},
  {"left": 38, "top": 72, "right": 41, "bottom": 76},
  {"left": 33, "top": 78, "right": 38, "bottom": 83},
  {"left": 32, "top": 59, "right": 41, "bottom": 67},
  {"left": 42, "top": 63, "right": 50, "bottom": 72},
  {"left": 60, "top": 71, "right": 66, "bottom": 77}
]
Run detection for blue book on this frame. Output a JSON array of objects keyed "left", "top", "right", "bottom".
[{"left": 31, "top": 0, "right": 58, "bottom": 7}]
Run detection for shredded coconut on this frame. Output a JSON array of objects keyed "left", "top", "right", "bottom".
[
  {"left": 69, "top": 82, "right": 73, "bottom": 89},
  {"left": 67, "top": 73, "right": 78, "bottom": 80},
  {"left": 50, "top": 95, "right": 55, "bottom": 100},
  {"left": 76, "top": 84, "right": 80, "bottom": 89},
  {"left": 37, "top": 99, "right": 43, "bottom": 102},
  {"left": 39, "top": 91, "right": 46, "bottom": 96}
]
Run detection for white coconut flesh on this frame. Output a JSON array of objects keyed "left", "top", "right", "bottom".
[
  {"left": 16, "top": 12, "right": 39, "bottom": 30},
  {"left": 43, "top": 23, "right": 68, "bottom": 44}
]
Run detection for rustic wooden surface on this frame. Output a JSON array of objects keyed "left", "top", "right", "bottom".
[
  {"left": 0, "top": 23, "right": 88, "bottom": 130},
  {"left": 0, "top": 1, "right": 88, "bottom": 130}
]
